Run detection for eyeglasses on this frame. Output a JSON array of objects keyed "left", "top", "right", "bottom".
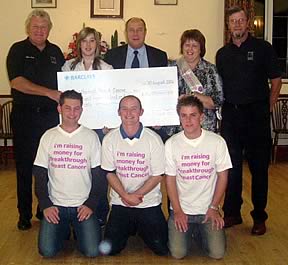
[{"left": 229, "top": 18, "right": 247, "bottom": 25}]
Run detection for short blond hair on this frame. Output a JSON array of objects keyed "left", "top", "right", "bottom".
[{"left": 25, "top": 9, "right": 53, "bottom": 34}]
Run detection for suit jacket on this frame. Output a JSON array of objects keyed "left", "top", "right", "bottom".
[{"left": 104, "top": 44, "right": 168, "bottom": 69}]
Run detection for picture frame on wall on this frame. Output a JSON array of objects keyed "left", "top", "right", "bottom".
[
  {"left": 31, "top": 0, "right": 57, "bottom": 8},
  {"left": 154, "top": 0, "right": 177, "bottom": 5},
  {"left": 90, "top": 0, "right": 124, "bottom": 18}
]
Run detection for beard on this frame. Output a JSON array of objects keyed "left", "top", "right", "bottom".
[{"left": 232, "top": 31, "right": 245, "bottom": 40}]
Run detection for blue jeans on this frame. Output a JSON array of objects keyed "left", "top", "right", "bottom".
[
  {"left": 38, "top": 206, "right": 101, "bottom": 257},
  {"left": 168, "top": 213, "right": 226, "bottom": 259}
]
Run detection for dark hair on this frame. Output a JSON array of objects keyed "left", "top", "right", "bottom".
[
  {"left": 118, "top": 95, "right": 142, "bottom": 111},
  {"left": 59, "top": 90, "right": 83, "bottom": 106},
  {"left": 125, "top": 17, "right": 147, "bottom": 32},
  {"left": 176, "top": 95, "right": 204, "bottom": 115},
  {"left": 70, "top": 27, "right": 101, "bottom": 70},
  {"left": 180, "top": 29, "right": 206, "bottom": 58},
  {"left": 226, "top": 6, "right": 249, "bottom": 21}
]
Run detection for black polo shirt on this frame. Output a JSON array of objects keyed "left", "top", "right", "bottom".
[
  {"left": 6, "top": 37, "right": 65, "bottom": 108},
  {"left": 216, "top": 34, "right": 281, "bottom": 105}
]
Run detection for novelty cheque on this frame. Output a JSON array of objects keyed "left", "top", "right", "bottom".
[{"left": 57, "top": 66, "right": 179, "bottom": 129}]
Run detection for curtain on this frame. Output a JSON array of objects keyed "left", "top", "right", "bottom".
[{"left": 224, "top": 0, "right": 255, "bottom": 43}]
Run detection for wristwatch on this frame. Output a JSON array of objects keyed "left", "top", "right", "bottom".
[{"left": 209, "top": 204, "right": 220, "bottom": 211}]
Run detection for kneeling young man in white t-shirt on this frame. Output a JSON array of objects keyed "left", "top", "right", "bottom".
[
  {"left": 33, "top": 90, "right": 102, "bottom": 257},
  {"left": 165, "top": 95, "right": 232, "bottom": 259},
  {"left": 101, "top": 95, "right": 168, "bottom": 256}
]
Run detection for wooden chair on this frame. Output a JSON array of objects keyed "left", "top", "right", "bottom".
[
  {"left": 0, "top": 100, "right": 13, "bottom": 165},
  {"left": 271, "top": 96, "right": 288, "bottom": 163}
]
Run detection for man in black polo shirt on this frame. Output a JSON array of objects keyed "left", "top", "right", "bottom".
[
  {"left": 6, "top": 9, "right": 65, "bottom": 230},
  {"left": 216, "top": 6, "right": 282, "bottom": 236}
]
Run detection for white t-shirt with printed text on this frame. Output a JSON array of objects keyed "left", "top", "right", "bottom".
[
  {"left": 101, "top": 127, "right": 164, "bottom": 208},
  {"left": 34, "top": 125, "right": 101, "bottom": 207},
  {"left": 165, "top": 129, "right": 232, "bottom": 215}
]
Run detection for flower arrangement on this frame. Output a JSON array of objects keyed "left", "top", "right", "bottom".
[{"left": 65, "top": 32, "right": 78, "bottom": 60}]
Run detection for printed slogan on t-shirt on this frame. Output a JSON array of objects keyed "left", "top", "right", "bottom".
[
  {"left": 49, "top": 143, "right": 87, "bottom": 169},
  {"left": 178, "top": 153, "right": 214, "bottom": 180}
]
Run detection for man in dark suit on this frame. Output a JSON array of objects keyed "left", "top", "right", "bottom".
[
  {"left": 105, "top": 17, "right": 169, "bottom": 141},
  {"left": 104, "top": 17, "right": 168, "bottom": 69}
]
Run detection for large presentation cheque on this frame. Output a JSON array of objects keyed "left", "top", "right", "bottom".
[{"left": 58, "top": 66, "right": 179, "bottom": 129}]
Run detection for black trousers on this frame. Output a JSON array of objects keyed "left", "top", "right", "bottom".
[
  {"left": 104, "top": 204, "right": 168, "bottom": 255},
  {"left": 11, "top": 105, "right": 59, "bottom": 221},
  {"left": 94, "top": 129, "right": 109, "bottom": 225},
  {"left": 221, "top": 100, "right": 271, "bottom": 222}
]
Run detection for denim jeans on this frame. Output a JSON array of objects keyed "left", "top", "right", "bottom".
[
  {"left": 168, "top": 213, "right": 226, "bottom": 259},
  {"left": 38, "top": 206, "right": 101, "bottom": 257}
]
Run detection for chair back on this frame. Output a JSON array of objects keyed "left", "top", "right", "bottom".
[
  {"left": 271, "top": 97, "right": 288, "bottom": 133},
  {"left": 0, "top": 100, "right": 13, "bottom": 137}
]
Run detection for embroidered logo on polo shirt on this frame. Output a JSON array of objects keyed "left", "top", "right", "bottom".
[
  {"left": 247, "top": 51, "right": 254, "bottom": 61},
  {"left": 50, "top": 56, "right": 57, "bottom": 64},
  {"left": 25, "top": 56, "right": 35, "bottom": 59}
]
